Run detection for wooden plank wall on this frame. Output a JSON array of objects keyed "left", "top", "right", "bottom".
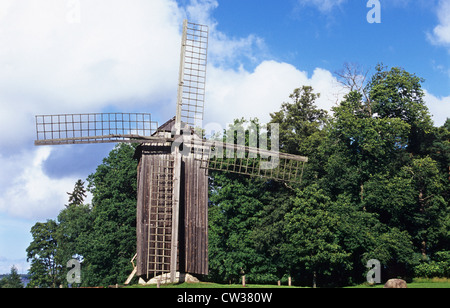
[
  {"left": 136, "top": 144, "right": 209, "bottom": 279},
  {"left": 181, "top": 155, "right": 209, "bottom": 275},
  {"left": 136, "top": 145, "right": 174, "bottom": 279}
]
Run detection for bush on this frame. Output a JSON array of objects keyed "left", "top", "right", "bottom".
[{"left": 414, "top": 251, "right": 450, "bottom": 278}]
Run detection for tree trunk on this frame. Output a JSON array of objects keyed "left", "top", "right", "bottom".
[
  {"left": 418, "top": 190, "right": 427, "bottom": 259},
  {"left": 360, "top": 183, "right": 364, "bottom": 201},
  {"left": 313, "top": 271, "right": 317, "bottom": 289},
  {"left": 421, "top": 240, "right": 427, "bottom": 259}
]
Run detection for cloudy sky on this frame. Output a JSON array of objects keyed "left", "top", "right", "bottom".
[{"left": 0, "top": 0, "right": 449, "bottom": 274}]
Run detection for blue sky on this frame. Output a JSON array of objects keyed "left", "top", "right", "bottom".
[
  {"left": 0, "top": 0, "right": 449, "bottom": 274},
  {"left": 211, "top": 0, "right": 449, "bottom": 95}
]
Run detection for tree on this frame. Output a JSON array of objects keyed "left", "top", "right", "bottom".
[
  {"left": 26, "top": 220, "right": 61, "bottom": 288},
  {"left": 81, "top": 143, "right": 138, "bottom": 286},
  {"left": 57, "top": 180, "right": 92, "bottom": 287},
  {"left": 251, "top": 181, "right": 295, "bottom": 283},
  {"left": 414, "top": 250, "right": 450, "bottom": 278},
  {"left": 366, "top": 64, "right": 433, "bottom": 154},
  {"left": 208, "top": 171, "right": 268, "bottom": 284},
  {"left": 363, "top": 172, "right": 416, "bottom": 229},
  {"left": 335, "top": 62, "right": 372, "bottom": 115},
  {"left": 284, "top": 185, "right": 351, "bottom": 288},
  {"left": 400, "top": 157, "right": 447, "bottom": 257},
  {"left": 66, "top": 179, "right": 87, "bottom": 207},
  {"left": 0, "top": 266, "right": 24, "bottom": 288},
  {"left": 362, "top": 227, "right": 417, "bottom": 279},
  {"left": 316, "top": 89, "right": 410, "bottom": 206},
  {"left": 270, "top": 85, "right": 328, "bottom": 156}
]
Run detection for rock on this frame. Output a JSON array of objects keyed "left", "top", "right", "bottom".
[
  {"left": 140, "top": 272, "right": 200, "bottom": 285},
  {"left": 384, "top": 279, "right": 407, "bottom": 288}
]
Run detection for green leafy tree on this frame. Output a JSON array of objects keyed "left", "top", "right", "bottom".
[
  {"left": 0, "top": 266, "right": 24, "bottom": 288},
  {"left": 284, "top": 185, "right": 351, "bottom": 288},
  {"left": 366, "top": 64, "right": 433, "bottom": 154},
  {"left": 208, "top": 171, "right": 267, "bottom": 284},
  {"left": 66, "top": 179, "right": 87, "bottom": 207},
  {"left": 270, "top": 85, "right": 328, "bottom": 157},
  {"left": 26, "top": 220, "right": 61, "bottom": 288},
  {"left": 251, "top": 181, "right": 295, "bottom": 283},
  {"left": 363, "top": 157, "right": 447, "bottom": 260},
  {"left": 362, "top": 227, "right": 417, "bottom": 279},
  {"left": 400, "top": 157, "right": 447, "bottom": 257},
  {"left": 328, "top": 90, "right": 411, "bottom": 200},
  {"left": 330, "top": 193, "right": 385, "bottom": 285},
  {"left": 81, "top": 143, "right": 138, "bottom": 286},
  {"left": 56, "top": 180, "right": 92, "bottom": 287},
  {"left": 414, "top": 250, "right": 450, "bottom": 278}
]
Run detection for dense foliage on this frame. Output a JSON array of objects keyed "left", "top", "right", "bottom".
[
  {"left": 207, "top": 65, "right": 449, "bottom": 287},
  {"left": 0, "top": 266, "right": 24, "bottom": 288},
  {"left": 26, "top": 144, "right": 138, "bottom": 287},
  {"left": 26, "top": 65, "right": 449, "bottom": 287}
]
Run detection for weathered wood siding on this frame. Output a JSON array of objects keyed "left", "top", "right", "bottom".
[
  {"left": 180, "top": 154, "right": 209, "bottom": 275},
  {"left": 136, "top": 145, "right": 174, "bottom": 279},
  {"left": 135, "top": 143, "right": 209, "bottom": 279}
]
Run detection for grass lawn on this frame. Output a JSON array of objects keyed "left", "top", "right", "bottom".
[
  {"left": 127, "top": 278, "right": 449, "bottom": 288},
  {"left": 128, "top": 282, "right": 305, "bottom": 288},
  {"left": 348, "top": 282, "right": 450, "bottom": 288},
  {"left": 346, "top": 278, "right": 450, "bottom": 288}
]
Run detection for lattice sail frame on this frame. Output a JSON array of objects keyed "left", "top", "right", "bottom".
[
  {"left": 175, "top": 20, "right": 209, "bottom": 132},
  {"left": 35, "top": 113, "right": 160, "bottom": 145},
  {"left": 177, "top": 135, "right": 309, "bottom": 184}
]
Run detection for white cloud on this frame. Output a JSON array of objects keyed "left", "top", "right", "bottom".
[
  {"left": 205, "top": 61, "right": 344, "bottom": 126},
  {"left": 0, "top": 0, "right": 268, "bottom": 150},
  {"left": 0, "top": 148, "right": 77, "bottom": 220},
  {"left": 184, "top": 0, "right": 218, "bottom": 25},
  {"left": 184, "top": 0, "right": 267, "bottom": 68},
  {"left": 0, "top": 0, "right": 274, "bottom": 223},
  {"left": 0, "top": 0, "right": 184, "bottom": 148},
  {"left": 0, "top": 0, "right": 276, "bottom": 223},
  {"left": 296, "top": 0, "right": 347, "bottom": 13},
  {"left": 424, "top": 90, "right": 450, "bottom": 127},
  {"left": 428, "top": 0, "right": 450, "bottom": 47}
]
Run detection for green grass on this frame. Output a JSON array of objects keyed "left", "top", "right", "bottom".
[
  {"left": 346, "top": 278, "right": 450, "bottom": 288},
  {"left": 128, "top": 278, "right": 450, "bottom": 288},
  {"left": 348, "top": 282, "right": 449, "bottom": 288},
  {"left": 127, "top": 282, "right": 305, "bottom": 288}
]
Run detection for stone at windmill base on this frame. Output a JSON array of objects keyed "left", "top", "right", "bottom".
[{"left": 384, "top": 279, "right": 407, "bottom": 288}]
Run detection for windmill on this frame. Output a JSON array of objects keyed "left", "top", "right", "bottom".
[{"left": 34, "top": 20, "right": 308, "bottom": 284}]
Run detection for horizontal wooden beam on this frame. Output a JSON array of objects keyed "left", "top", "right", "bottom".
[{"left": 35, "top": 135, "right": 174, "bottom": 146}]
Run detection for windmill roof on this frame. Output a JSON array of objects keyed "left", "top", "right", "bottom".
[
  {"left": 155, "top": 116, "right": 176, "bottom": 133},
  {"left": 152, "top": 117, "right": 196, "bottom": 135}
]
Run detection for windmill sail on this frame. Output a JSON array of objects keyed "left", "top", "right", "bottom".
[
  {"left": 35, "top": 113, "right": 161, "bottom": 145},
  {"left": 198, "top": 140, "right": 308, "bottom": 183},
  {"left": 175, "top": 20, "right": 209, "bottom": 133}
]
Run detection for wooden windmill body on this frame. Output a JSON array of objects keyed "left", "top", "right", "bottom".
[
  {"left": 134, "top": 118, "right": 209, "bottom": 280},
  {"left": 34, "top": 20, "right": 308, "bottom": 284}
]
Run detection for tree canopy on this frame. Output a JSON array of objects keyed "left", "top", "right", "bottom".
[
  {"left": 207, "top": 65, "right": 449, "bottom": 287},
  {"left": 26, "top": 144, "right": 138, "bottom": 287},
  {"left": 0, "top": 266, "right": 24, "bottom": 288}
]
